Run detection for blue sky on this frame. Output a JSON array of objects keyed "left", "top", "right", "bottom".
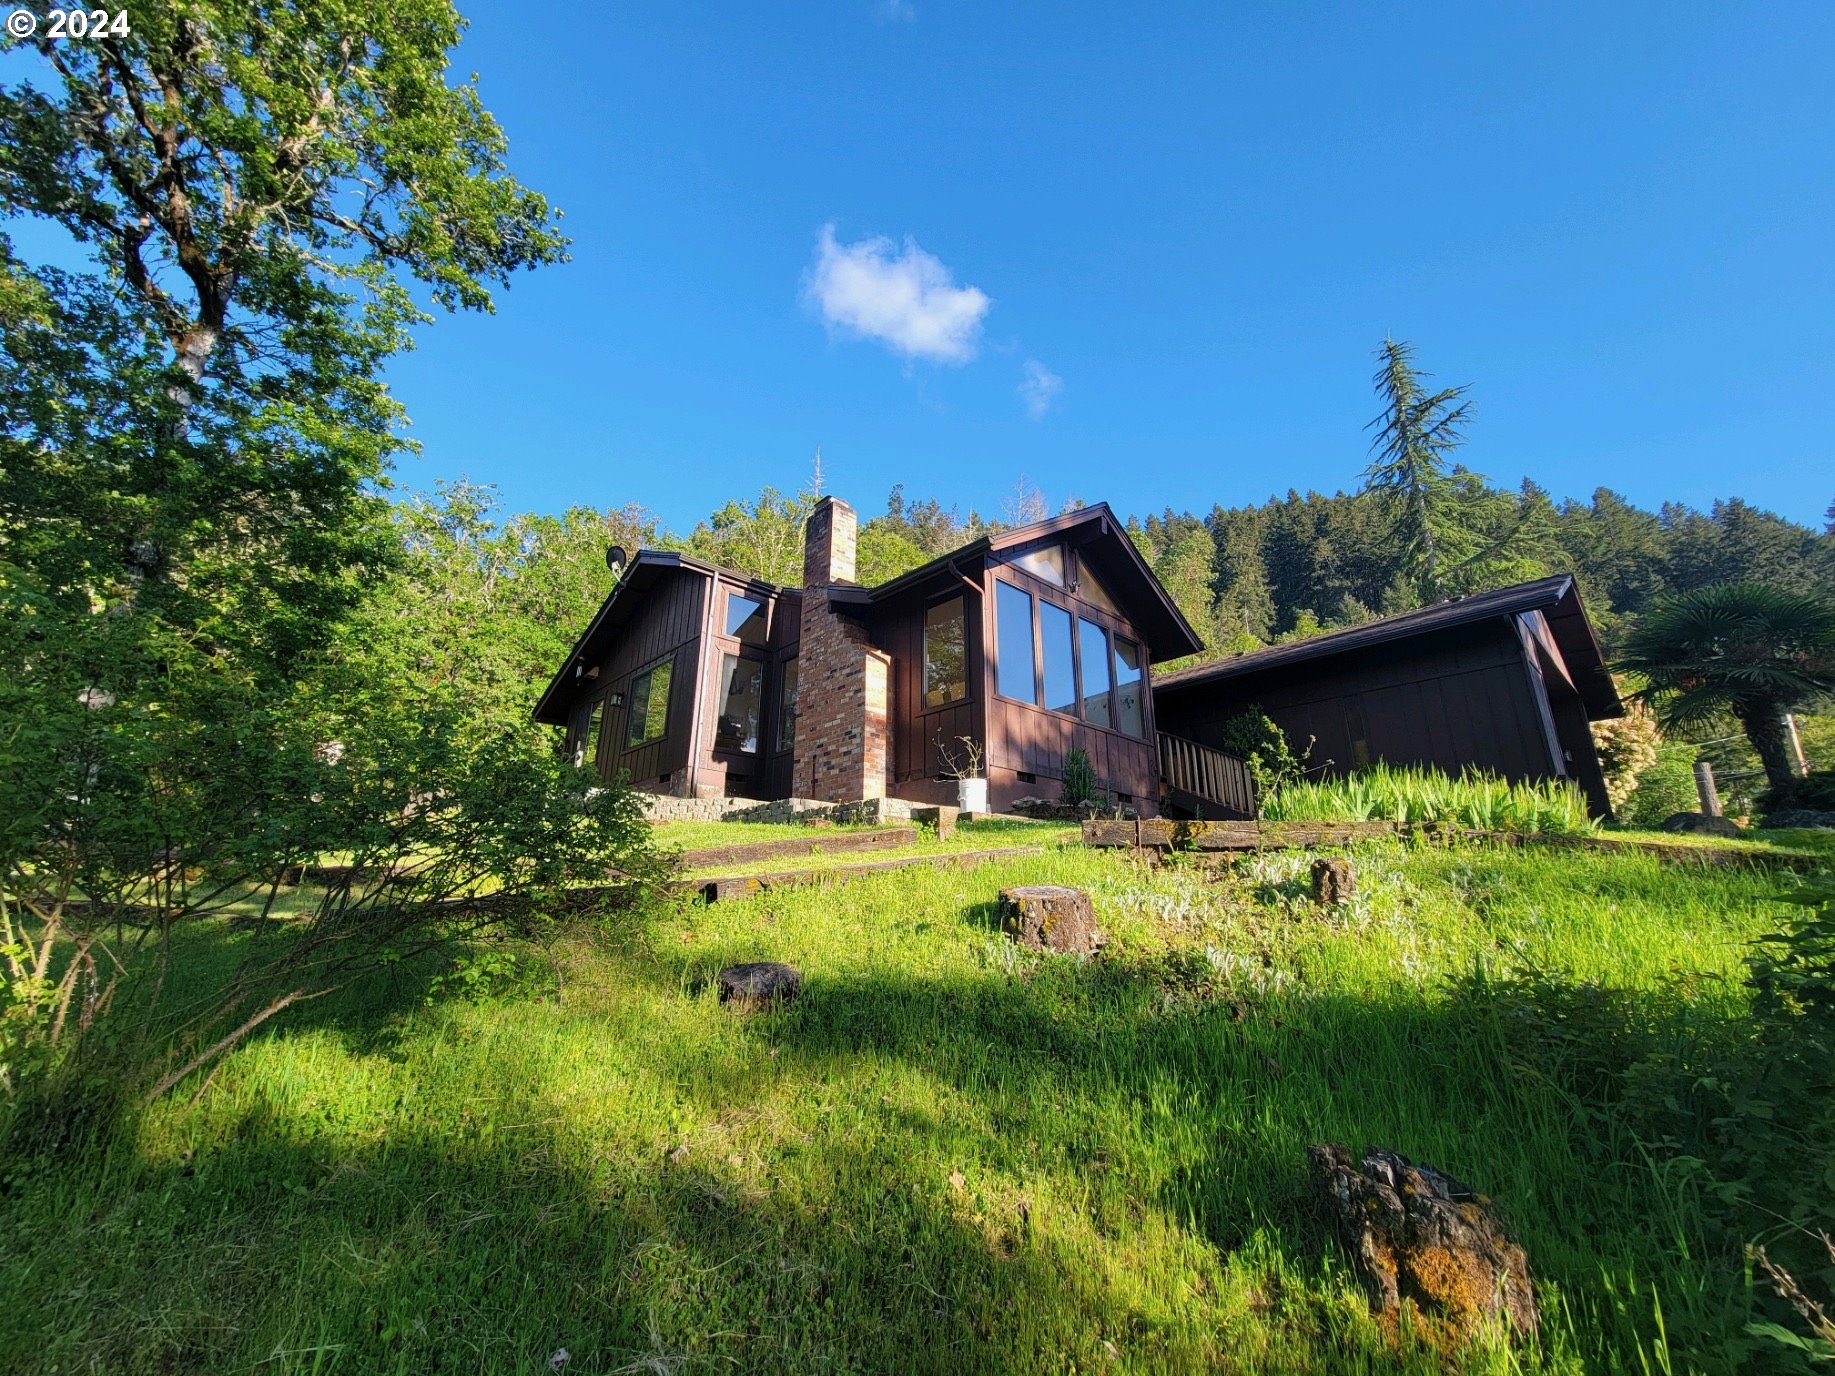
[{"left": 14, "top": 4, "right": 1835, "bottom": 530}]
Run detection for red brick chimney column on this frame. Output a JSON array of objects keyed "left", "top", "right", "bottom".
[{"left": 794, "top": 497, "right": 889, "bottom": 802}]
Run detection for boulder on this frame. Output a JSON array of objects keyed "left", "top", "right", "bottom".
[
  {"left": 999, "top": 885, "right": 1100, "bottom": 954},
  {"left": 1311, "top": 857, "right": 1356, "bottom": 906},
  {"left": 716, "top": 962, "right": 802, "bottom": 1011},
  {"left": 1308, "top": 1142, "right": 1538, "bottom": 1344},
  {"left": 1659, "top": 811, "right": 1743, "bottom": 839}
]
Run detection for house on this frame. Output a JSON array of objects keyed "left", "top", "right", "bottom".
[
  {"left": 533, "top": 497, "right": 1204, "bottom": 815},
  {"left": 1150, "top": 575, "right": 1625, "bottom": 817}
]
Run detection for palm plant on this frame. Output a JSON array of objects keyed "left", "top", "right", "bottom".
[{"left": 1617, "top": 583, "right": 1835, "bottom": 791}]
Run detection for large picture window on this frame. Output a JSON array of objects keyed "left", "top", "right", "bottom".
[
  {"left": 714, "top": 653, "right": 763, "bottom": 754},
  {"left": 1040, "top": 601, "right": 1076, "bottom": 715},
  {"left": 995, "top": 580, "right": 1037, "bottom": 703},
  {"left": 726, "top": 592, "right": 768, "bottom": 645},
  {"left": 776, "top": 658, "right": 798, "bottom": 751},
  {"left": 1079, "top": 618, "right": 1112, "bottom": 728},
  {"left": 626, "top": 660, "right": 673, "bottom": 747},
  {"left": 1114, "top": 637, "right": 1145, "bottom": 738},
  {"left": 923, "top": 597, "right": 967, "bottom": 707}
]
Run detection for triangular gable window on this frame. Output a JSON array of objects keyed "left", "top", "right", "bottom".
[{"left": 1077, "top": 560, "right": 1122, "bottom": 616}]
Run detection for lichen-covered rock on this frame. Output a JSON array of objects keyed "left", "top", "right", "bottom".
[
  {"left": 1311, "top": 857, "right": 1356, "bottom": 906},
  {"left": 716, "top": 962, "right": 802, "bottom": 1011},
  {"left": 998, "top": 885, "right": 1100, "bottom": 954},
  {"left": 1658, "top": 811, "right": 1743, "bottom": 838},
  {"left": 1308, "top": 1142, "right": 1538, "bottom": 1344}
]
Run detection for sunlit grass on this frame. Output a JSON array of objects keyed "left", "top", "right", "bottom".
[{"left": 0, "top": 839, "right": 1809, "bottom": 1374}]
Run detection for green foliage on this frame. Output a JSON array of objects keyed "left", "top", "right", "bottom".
[
  {"left": 1620, "top": 744, "right": 1702, "bottom": 826},
  {"left": 1059, "top": 747, "right": 1098, "bottom": 806},
  {"left": 1759, "top": 768, "right": 1835, "bottom": 818},
  {"left": 1215, "top": 709, "right": 1309, "bottom": 806},
  {"left": 1619, "top": 582, "right": 1835, "bottom": 789},
  {"left": 1259, "top": 763, "right": 1598, "bottom": 834},
  {"left": 1591, "top": 690, "right": 1664, "bottom": 812},
  {"left": 0, "top": 839, "right": 1810, "bottom": 1371}
]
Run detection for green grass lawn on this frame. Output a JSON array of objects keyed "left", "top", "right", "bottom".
[
  {"left": 0, "top": 837, "right": 1820, "bottom": 1374},
  {"left": 651, "top": 817, "right": 899, "bottom": 850},
  {"left": 678, "top": 816, "right": 1081, "bottom": 878}
]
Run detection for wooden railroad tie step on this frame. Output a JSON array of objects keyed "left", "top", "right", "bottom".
[
  {"left": 671, "top": 826, "right": 918, "bottom": 871},
  {"left": 1080, "top": 819, "right": 1819, "bottom": 871},
  {"left": 688, "top": 845, "right": 1046, "bottom": 902}
]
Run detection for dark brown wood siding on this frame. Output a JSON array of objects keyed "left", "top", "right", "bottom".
[
  {"left": 581, "top": 570, "right": 708, "bottom": 794},
  {"left": 1154, "top": 619, "right": 1570, "bottom": 795}
]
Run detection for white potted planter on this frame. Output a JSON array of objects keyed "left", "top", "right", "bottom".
[{"left": 957, "top": 776, "right": 988, "bottom": 815}]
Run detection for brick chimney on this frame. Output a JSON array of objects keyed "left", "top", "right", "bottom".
[{"left": 794, "top": 497, "right": 889, "bottom": 801}]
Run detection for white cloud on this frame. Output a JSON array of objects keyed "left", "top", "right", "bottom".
[
  {"left": 876, "top": 0, "right": 916, "bottom": 20},
  {"left": 1019, "top": 359, "right": 1063, "bottom": 418},
  {"left": 805, "top": 224, "right": 989, "bottom": 365}
]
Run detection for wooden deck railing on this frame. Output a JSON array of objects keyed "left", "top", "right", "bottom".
[{"left": 1157, "top": 732, "right": 1256, "bottom": 818}]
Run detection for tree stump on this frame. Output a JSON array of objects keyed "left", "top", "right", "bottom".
[
  {"left": 999, "top": 885, "right": 1099, "bottom": 953},
  {"left": 1311, "top": 857, "right": 1356, "bottom": 906},
  {"left": 716, "top": 962, "right": 801, "bottom": 1011},
  {"left": 1308, "top": 1143, "right": 1538, "bottom": 1345}
]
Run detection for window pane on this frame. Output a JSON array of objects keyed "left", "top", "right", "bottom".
[
  {"left": 1076, "top": 561, "right": 1123, "bottom": 616},
  {"left": 1040, "top": 601, "right": 1075, "bottom": 714},
  {"left": 1079, "top": 618, "right": 1112, "bottom": 727},
  {"left": 923, "top": 598, "right": 967, "bottom": 707},
  {"left": 1011, "top": 543, "right": 1065, "bottom": 586},
  {"left": 582, "top": 701, "right": 605, "bottom": 770},
  {"left": 776, "top": 659, "right": 798, "bottom": 752},
  {"left": 714, "top": 653, "right": 763, "bottom": 754},
  {"left": 995, "top": 580, "right": 1037, "bottom": 703},
  {"left": 726, "top": 592, "right": 768, "bottom": 645},
  {"left": 627, "top": 661, "right": 672, "bottom": 746},
  {"left": 1114, "top": 637, "right": 1145, "bottom": 738}
]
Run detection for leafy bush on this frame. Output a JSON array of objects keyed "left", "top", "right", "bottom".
[
  {"left": 1216, "top": 709, "right": 1311, "bottom": 804},
  {"left": 1059, "top": 747, "right": 1099, "bottom": 807},
  {"left": 1259, "top": 763, "right": 1596, "bottom": 835},
  {"left": 1757, "top": 768, "right": 1835, "bottom": 819},
  {"left": 1621, "top": 744, "right": 1700, "bottom": 826},
  {"left": 1592, "top": 689, "right": 1662, "bottom": 812}
]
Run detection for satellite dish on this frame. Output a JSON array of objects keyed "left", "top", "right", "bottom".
[{"left": 605, "top": 544, "right": 628, "bottom": 578}]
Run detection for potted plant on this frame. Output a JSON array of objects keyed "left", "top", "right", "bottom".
[{"left": 938, "top": 733, "right": 988, "bottom": 815}]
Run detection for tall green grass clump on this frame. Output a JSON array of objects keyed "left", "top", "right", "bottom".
[{"left": 1259, "top": 763, "right": 1597, "bottom": 835}]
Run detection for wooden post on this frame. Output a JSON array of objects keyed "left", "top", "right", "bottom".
[
  {"left": 1693, "top": 759, "right": 1722, "bottom": 817},
  {"left": 1784, "top": 712, "right": 1809, "bottom": 777}
]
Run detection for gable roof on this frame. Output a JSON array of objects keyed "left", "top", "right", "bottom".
[
  {"left": 531, "top": 551, "right": 784, "bottom": 726},
  {"left": 840, "top": 503, "right": 1204, "bottom": 662},
  {"left": 1152, "top": 574, "right": 1623, "bottom": 719}
]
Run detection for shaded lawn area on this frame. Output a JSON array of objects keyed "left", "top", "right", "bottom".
[{"left": 0, "top": 841, "right": 1812, "bottom": 1374}]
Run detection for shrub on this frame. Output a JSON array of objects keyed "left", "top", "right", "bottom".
[
  {"left": 1217, "top": 708, "right": 1310, "bottom": 803},
  {"left": 1757, "top": 767, "right": 1835, "bottom": 819},
  {"left": 1592, "top": 691, "right": 1662, "bottom": 812},
  {"left": 1060, "top": 747, "right": 1099, "bottom": 807},
  {"left": 1621, "top": 744, "right": 1700, "bottom": 826}
]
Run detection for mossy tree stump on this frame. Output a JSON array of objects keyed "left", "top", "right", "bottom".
[
  {"left": 999, "top": 885, "right": 1099, "bottom": 954},
  {"left": 1311, "top": 857, "right": 1356, "bottom": 906}
]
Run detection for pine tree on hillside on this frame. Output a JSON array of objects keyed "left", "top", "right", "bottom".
[{"left": 1362, "top": 338, "right": 1473, "bottom": 599}]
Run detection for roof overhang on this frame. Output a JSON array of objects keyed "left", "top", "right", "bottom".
[
  {"left": 855, "top": 503, "right": 1204, "bottom": 662},
  {"left": 1153, "top": 574, "right": 1624, "bottom": 720},
  {"left": 531, "top": 551, "right": 730, "bottom": 726}
]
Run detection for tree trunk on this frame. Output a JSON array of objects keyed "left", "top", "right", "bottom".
[{"left": 1739, "top": 705, "right": 1799, "bottom": 791}]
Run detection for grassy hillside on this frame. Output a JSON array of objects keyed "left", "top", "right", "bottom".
[{"left": 0, "top": 834, "right": 1816, "bottom": 1374}]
